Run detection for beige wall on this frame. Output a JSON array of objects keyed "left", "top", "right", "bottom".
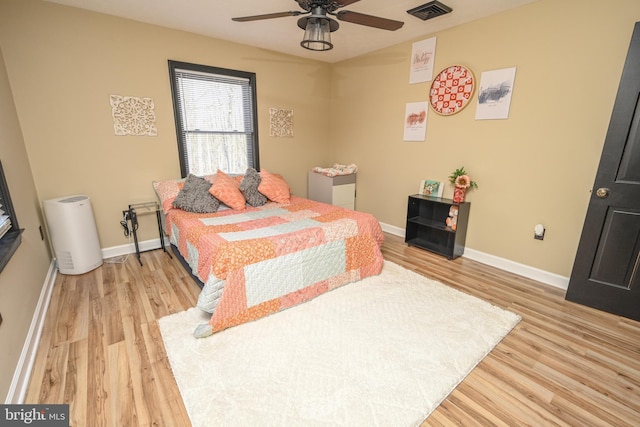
[
  {"left": 330, "top": 0, "right": 640, "bottom": 276},
  {"left": 0, "top": 0, "right": 333, "bottom": 248},
  {"left": 0, "top": 46, "right": 52, "bottom": 399}
]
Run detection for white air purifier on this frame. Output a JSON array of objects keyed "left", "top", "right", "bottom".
[{"left": 43, "top": 195, "right": 103, "bottom": 275}]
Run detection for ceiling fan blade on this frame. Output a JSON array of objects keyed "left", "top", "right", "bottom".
[
  {"left": 232, "top": 11, "right": 303, "bottom": 22},
  {"left": 336, "top": 10, "right": 404, "bottom": 31},
  {"left": 335, "top": 0, "right": 361, "bottom": 7}
]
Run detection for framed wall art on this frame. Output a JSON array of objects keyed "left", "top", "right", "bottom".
[
  {"left": 475, "top": 67, "right": 517, "bottom": 120},
  {"left": 429, "top": 65, "right": 475, "bottom": 116},
  {"left": 403, "top": 102, "right": 428, "bottom": 141},
  {"left": 409, "top": 37, "right": 437, "bottom": 84},
  {"left": 110, "top": 95, "right": 157, "bottom": 136},
  {"left": 269, "top": 107, "right": 294, "bottom": 137}
]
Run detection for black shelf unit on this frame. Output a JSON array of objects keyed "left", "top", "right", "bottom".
[{"left": 405, "top": 194, "right": 470, "bottom": 260}]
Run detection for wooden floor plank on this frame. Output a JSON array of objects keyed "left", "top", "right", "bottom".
[
  {"left": 65, "top": 340, "right": 87, "bottom": 427},
  {"left": 120, "top": 315, "right": 152, "bottom": 426},
  {"left": 108, "top": 340, "right": 137, "bottom": 427},
  {"left": 23, "top": 234, "right": 640, "bottom": 426},
  {"left": 86, "top": 297, "right": 110, "bottom": 427}
]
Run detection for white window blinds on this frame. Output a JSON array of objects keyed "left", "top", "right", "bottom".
[{"left": 169, "top": 62, "right": 259, "bottom": 176}]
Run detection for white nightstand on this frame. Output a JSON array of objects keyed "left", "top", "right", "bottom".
[{"left": 308, "top": 171, "right": 356, "bottom": 210}]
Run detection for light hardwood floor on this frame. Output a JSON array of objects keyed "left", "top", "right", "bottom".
[{"left": 26, "top": 233, "right": 640, "bottom": 426}]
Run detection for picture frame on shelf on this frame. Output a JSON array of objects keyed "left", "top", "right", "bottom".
[{"left": 418, "top": 180, "right": 443, "bottom": 197}]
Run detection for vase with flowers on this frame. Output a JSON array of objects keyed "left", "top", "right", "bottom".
[{"left": 448, "top": 166, "right": 478, "bottom": 203}]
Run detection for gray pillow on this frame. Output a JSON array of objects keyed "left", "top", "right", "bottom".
[
  {"left": 173, "top": 174, "right": 220, "bottom": 213},
  {"left": 240, "top": 168, "right": 267, "bottom": 207}
]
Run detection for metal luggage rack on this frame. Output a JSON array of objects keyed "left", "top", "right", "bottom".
[{"left": 122, "top": 201, "right": 172, "bottom": 266}]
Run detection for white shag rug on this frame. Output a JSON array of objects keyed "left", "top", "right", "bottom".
[{"left": 159, "top": 261, "right": 521, "bottom": 427}]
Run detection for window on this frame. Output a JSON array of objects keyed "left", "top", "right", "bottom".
[
  {"left": 168, "top": 60, "right": 259, "bottom": 177},
  {"left": 0, "top": 160, "right": 23, "bottom": 273}
]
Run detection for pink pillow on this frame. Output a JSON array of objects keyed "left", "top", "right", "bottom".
[
  {"left": 209, "top": 170, "right": 246, "bottom": 210},
  {"left": 153, "top": 178, "right": 186, "bottom": 214},
  {"left": 258, "top": 169, "right": 291, "bottom": 204}
]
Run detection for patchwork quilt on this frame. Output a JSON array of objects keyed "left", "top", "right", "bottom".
[{"left": 165, "top": 196, "right": 384, "bottom": 337}]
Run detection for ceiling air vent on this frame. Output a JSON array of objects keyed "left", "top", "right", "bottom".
[{"left": 407, "top": 1, "right": 452, "bottom": 21}]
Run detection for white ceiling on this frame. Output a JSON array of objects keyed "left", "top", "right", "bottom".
[{"left": 44, "top": 0, "right": 537, "bottom": 63}]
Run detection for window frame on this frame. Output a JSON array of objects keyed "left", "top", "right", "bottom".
[
  {"left": 0, "top": 160, "right": 23, "bottom": 273},
  {"left": 168, "top": 60, "right": 260, "bottom": 177}
]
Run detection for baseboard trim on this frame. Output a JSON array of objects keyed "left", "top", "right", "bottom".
[
  {"left": 463, "top": 248, "right": 569, "bottom": 290},
  {"left": 101, "top": 238, "right": 167, "bottom": 260},
  {"left": 5, "top": 260, "right": 58, "bottom": 404},
  {"left": 379, "top": 222, "right": 569, "bottom": 291}
]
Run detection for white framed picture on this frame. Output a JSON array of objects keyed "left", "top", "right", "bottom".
[
  {"left": 403, "top": 102, "right": 428, "bottom": 142},
  {"left": 409, "top": 37, "right": 437, "bottom": 84},
  {"left": 475, "top": 67, "right": 517, "bottom": 120}
]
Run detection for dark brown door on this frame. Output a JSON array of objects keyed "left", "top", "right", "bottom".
[{"left": 566, "top": 22, "right": 640, "bottom": 321}]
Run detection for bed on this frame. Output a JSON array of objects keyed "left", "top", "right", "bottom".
[{"left": 153, "top": 169, "right": 384, "bottom": 338}]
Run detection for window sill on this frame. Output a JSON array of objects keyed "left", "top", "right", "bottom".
[{"left": 0, "top": 229, "right": 24, "bottom": 273}]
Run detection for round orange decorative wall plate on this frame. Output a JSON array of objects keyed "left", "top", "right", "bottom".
[{"left": 429, "top": 65, "right": 475, "bottom": 115}]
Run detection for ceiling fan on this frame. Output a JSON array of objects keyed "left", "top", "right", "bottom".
[{"left": 232, "top": 0, "right": 404, "bottom": 51}]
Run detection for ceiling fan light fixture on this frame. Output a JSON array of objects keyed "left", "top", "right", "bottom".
[
  {"left": 299, "top": 15, "right": 338, "bottom": 51},
  {"left": 233, "top": 2, "right": 403, "bottom": 53}
]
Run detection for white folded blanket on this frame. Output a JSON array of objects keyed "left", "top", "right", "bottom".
[{"left": 312, "top": 163, "right": 358, "bottom": 177}]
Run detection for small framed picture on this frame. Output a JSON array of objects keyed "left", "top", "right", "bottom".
[{"left": 419, "top": 180, "right": 443, "bottom": 197}]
